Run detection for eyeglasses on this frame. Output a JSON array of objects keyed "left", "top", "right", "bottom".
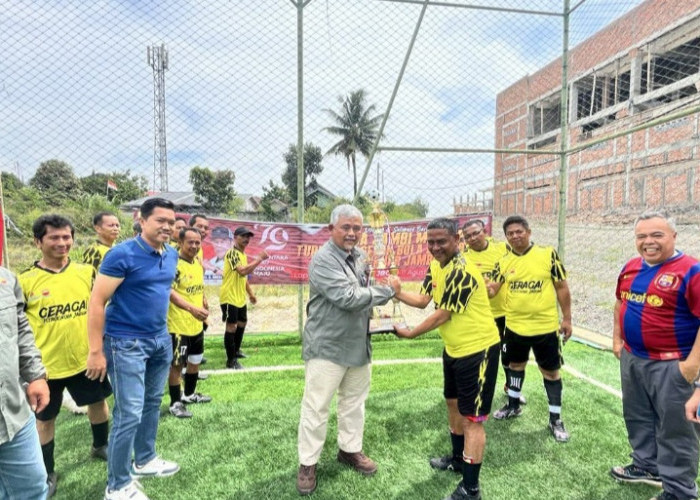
[{"left": 338, "top": 225, "right": 363, "bottom": 233}]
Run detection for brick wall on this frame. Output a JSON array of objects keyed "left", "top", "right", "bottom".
[{"left": 494, "top": 0, "right": 700, "bottom": 217}]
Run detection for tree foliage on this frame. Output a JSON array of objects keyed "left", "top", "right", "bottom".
[
  {"left": 29, "top": 159, "right": 83, "bottom": 204},
  {"left": 323, "top": 89, "right": 383, "bottom": 197},
  {"left": 260, "top": 180, "right": 290, "bottom": 222},
  {"left": 282, "top": 143, "right": 324, "bottom": 208},
  {"left": 189, "top": 166, "right": 237, "bottom": 213},
  {"left": 81, "top": 170, "right": 148, "bottom": 203}
]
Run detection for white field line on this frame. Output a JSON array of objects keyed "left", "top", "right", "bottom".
[{"left": 200, "top": 357, "right": 623, "bottom": 399}]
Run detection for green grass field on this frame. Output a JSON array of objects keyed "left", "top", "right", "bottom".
[{"left": 50, "top": 334, "right": 664, "bottom": 500}]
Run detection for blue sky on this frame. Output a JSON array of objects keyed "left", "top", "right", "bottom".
[{"left": 1, "top": 0, "right": 642, "bottom": 216}]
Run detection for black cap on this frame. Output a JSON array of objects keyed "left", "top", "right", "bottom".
[
  {"left": 234, "top": 226, "right": 254, "bottom": 237},
  {"left": 211, "top": 226, "right": 233, "bottom": 239}
]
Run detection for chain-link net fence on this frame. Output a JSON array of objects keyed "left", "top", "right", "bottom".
[{"left": 3, "top": 0, "right": 698, "bottom": 335}]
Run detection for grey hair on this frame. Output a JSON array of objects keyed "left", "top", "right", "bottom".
[
  {"left": 427, "top": 217, "right": 458, "bottom": 236},
  {"left": 330, "top": 204, "right": 363, "bottom": 225},
  {"left": 634, "top": 210, "right": 677, "bottom": 232}
]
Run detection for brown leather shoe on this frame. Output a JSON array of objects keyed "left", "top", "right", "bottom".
[
  {"left": 337, "top": 450, "right": 377, "bottom": 476},
  {"left": 297, "top": 464, "right": 317, "bottom": 495}
]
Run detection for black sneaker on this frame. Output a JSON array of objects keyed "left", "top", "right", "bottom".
[
  {"left": 429, "top": 455, "right": 462, "bottom": 473},
  {"left": 90, "top": 444, "right": 108, "bottom": 461},
  {"left": 235, "top": 350, "right": 247, "bottom": 359},
  {"left": 610, "top": 464, "right": 662, "bottom": 487},
  {"left": 47, "top": 472, "right": 57, "bottom": 498},
  {"left": 651, "top": 491, "right": 679, "bottom": 500},
  {"left": 493, "top": 404, "right": 522, "bottom": 420},
  {"left": 443, "top": 481, "right": 481, "bottom": 500},
  {"left": 548, "top": 419, "right": 570, "bottom": 443},
  {"left": 231, "top": 360, "right": 243, "bottom": 370}
]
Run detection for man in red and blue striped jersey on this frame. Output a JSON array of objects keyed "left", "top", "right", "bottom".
[{"left": 610, "top": 210, "right": 700, "bottom": 500}]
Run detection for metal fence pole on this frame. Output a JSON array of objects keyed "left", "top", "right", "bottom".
[{"left": 557, "top": 0, "right": 570, "bottom": 260}]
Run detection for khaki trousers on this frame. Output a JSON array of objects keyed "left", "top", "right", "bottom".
[{"left": 297, "top": 358, "right": 371, "bottom": 465}]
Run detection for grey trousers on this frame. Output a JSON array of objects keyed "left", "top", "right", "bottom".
[{"left": 620, "top": 349, "right": 699, "bottom": 499}]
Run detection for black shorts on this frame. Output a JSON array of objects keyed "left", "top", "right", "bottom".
[
  {"left": 220, "top": 303, "right": 247, "bottom": 324},
  {"left": 170, "top": 332, "right": 205, "bottom": 365},
  {"left": 494, "top": 316, "right": 509, "bottom": 366},
  {"left": 503, "top": 327, "right": 563, "bottom": 371},
  {"left": 443, "top": 343, "right": 500, "bottom": 421},
  {"left": 37, "top": 371, "right": 112, "bottom": 421}
]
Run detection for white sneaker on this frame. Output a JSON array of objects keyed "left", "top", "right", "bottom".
[
  {"left": 131, "top": 456, "right": 180, "bottom": 478},
  {"left": 62, "top": 389, "right": 88, "bottom": 415},
  {"left": 104, "top": 480, "right": 148, "bottom": 500}
]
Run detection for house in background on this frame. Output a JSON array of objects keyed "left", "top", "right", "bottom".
[{"left": 121, "top": 191, "right": 289, "bottom": 221}]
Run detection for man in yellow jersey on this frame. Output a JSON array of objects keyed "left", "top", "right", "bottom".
[
  {"left": 488, "top": 215, "right": 572, "bottom": 443},
  {"left": 462, "top": 220, "right": 526, "bottom": 406},
  {"left": 19, "top": 215, "right": 112, "bottom": 497},
  {"left": 220, "top": 226, "right": 268, "bottom": 369},
  {"left": 391, "top": 218, "right": 500, "bottom": 500},
  {"left": 170, "top": 217, "right": 187, "bottom": 248},
  {"left": 82, "top": 211, "right": 121, "bottom": 271},
  {"left": 166, "top": 227, "right": 211, "bottom": 418}
]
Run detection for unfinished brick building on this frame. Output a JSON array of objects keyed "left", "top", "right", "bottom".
[{"left": 494, "top": 0, "right": 700, "bottom": 217}]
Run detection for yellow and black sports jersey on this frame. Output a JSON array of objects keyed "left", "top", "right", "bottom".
[
  {"left": 493, "top": 244, "right": 566, "bottom": 336},
  {"left": 18, "top": 260, "right": 95, "bottom": 379},
  {"left": 221, "top": 247, "right": 248, "bottom": 307},
  {"left": 82, "top": 240, "right": 112, "bottom": 272},
  {"left": 420, "top": 253, "right": 499, "bottom": 358},
  {"left": 168, "top": 257, "right": 205, "bottom": 336},
  {"left": 465, "top": 240, "right": 510, "bottom": 319},
  {"left": 168, "top": 240, "right": 179, "bottom": 250}
]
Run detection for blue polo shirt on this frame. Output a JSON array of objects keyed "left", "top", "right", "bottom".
[{"left": 99, "top": 235, "right": 178, "bottom": 339}]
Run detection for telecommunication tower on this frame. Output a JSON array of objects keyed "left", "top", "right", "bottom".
[{"left": 147, "top": 43, "right": 169, "bottom": 192}]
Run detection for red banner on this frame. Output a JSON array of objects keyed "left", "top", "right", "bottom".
[{"left": 190, "top": 213, "right": 493, "bottom": 285}]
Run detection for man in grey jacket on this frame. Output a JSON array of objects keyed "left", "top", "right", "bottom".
[
  {"left": 0, "top": 266, "right": 50, "bottom": 499},
  {"left": 296, "top": 204, "right": 399, "bottom": 495}
]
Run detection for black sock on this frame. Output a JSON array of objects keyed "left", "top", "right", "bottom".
[
  {"left": 508, "top": 369, "right": 525, "bottom": 408},
  {"left": 544, "top": 378, "right": 563, "bottom": 423},
  {"left": 41, "top": 439, "right": 55, "bottom": 475},
  {"left": 169, "top": 384, "right": 181, "bottom": 406},
  {"left": 450, "top": 431, "right": 464, "bottom": 461},
  {"left": 90, "top": 421, "right": 109, "bottom": 448},
  {"left": 224, "top": 330, "right": 236, "bottom": 360},
  {"left": 503, "top": 365, "right": 511, "bottom": 389},
  {"left": 233, "top": 325, "right": 246, "bottom": 354},
  {"left": 184, "top": 372, "right": 198, "bottom": 396},
  {"left": 462, "top": 461, "right": 482, "bottom": 493}
]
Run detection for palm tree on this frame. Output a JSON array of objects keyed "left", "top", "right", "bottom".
[{"left": 323, "top": 89, "right": 383, "bottom": 197}]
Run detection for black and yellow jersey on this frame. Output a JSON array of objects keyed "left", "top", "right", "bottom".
[
  {"left": 221, "top": 247, "right": 247, "bottom": 307},
  {"left": 82, "top": 240, "right": 112, "bottom": 272},
  {"left": 18, "top": 260, "right": 95, "bottom": 379},
  {"left": 493, "top": 244, "right": 566, "bottom": 336},
  {"left": 168, "top": 257, "right": 205, "bottom": 336},
  {"left": 464, "top": 240, "right": 510, "bottom": 319},
  {"left": 420, "top": 253, "right": 499, "bottom": 358}
]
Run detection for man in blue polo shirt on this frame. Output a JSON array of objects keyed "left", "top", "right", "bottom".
[{"left": 86, "top": 198, "right": 181, "bottom": 500}]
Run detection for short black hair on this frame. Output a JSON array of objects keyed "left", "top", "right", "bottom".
[
  {"left": 179, "top": 227, "right": 202, "bottom": 241},
  {"left": 189, "top": 214, "right": 208, "bottom": 226},
  {"left": 463, "top": 219, "right": 485, "bottom": 231},
  {"left": 132, "top": 221, "right": 142, "bottom": 234},
  {"left": 93, "top": 211, "right": 117, "bottom": 226},
  {"left": 140, "top": 198, "right": 175, "bottom": 220},
  {"left": 503, "top": 215, "right": 530, "bottom": 234},
  {"left": 175, "top": 216, "right": 187, "bottom": 224},
  {"left": 427, "top": 217, "right": 458, "bottom": 236},
  {"left": 32, "top": 214, "right": 75, "bottom": 241}
]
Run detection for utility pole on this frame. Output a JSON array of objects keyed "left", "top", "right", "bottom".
[{"left": 147, "top": 43, "right": 169, "bottom": 192}]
